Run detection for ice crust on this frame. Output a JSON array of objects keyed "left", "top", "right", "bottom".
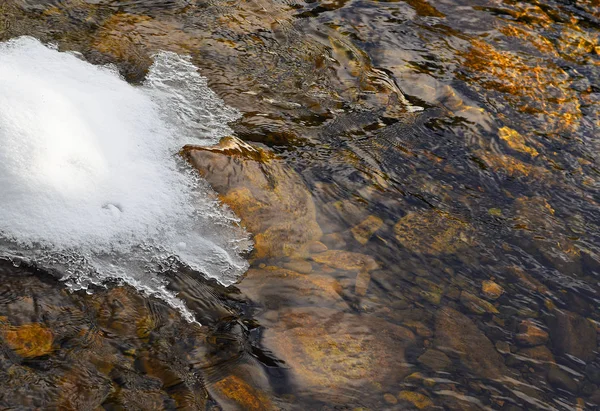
[{"left": 0, "top": 37, "right": 251, "bottom": 321}]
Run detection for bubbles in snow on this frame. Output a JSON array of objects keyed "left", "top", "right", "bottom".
[{"left": 0, "top": 37, "right": 251, "bottom": 322}]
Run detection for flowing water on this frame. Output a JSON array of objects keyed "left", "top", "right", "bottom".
[{"left": 0, "top": 0, "right": 599, "bottom": 409}]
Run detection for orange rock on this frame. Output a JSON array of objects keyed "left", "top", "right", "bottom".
[
  {"left": 398, "top": 391, "right": 433, "bottom": 409},
  {"left": 482, "top": 280, "right": 504, "bottom": 300},
  {"left": 213, "top": 375, "right": 274, "bottom": 411},
  {"left": 3, "top": 323, "right": 53, "bottom": 358},
  {"left": 310, "top": 250, "right": 379, "bottom": 272}
]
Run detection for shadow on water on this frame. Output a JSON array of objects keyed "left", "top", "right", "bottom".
[{"left": 0, "top": 0, "right": 599, "bottom": 409}]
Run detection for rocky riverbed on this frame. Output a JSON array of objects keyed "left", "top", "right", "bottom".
[{"left": 0, "top": 0, "right": 599, "bottom": 409}]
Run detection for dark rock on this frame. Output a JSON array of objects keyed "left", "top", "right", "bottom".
[
  {"left": 547, "top": 366, "right": 578, "bottom": 393},
  {"left": 516, "top": 319, "right": 549, "bottom": 347},
  {"left": 417, "top": 349, "right": 452, "bottom": 371},
  {"left": 548, "top": 310, "right": 597, "bottom": 362},
  {"left": 435, "top": 307, "right": 509, "bottom": 379}
]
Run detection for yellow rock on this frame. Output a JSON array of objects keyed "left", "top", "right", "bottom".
[
  {"left": 184, "top": 137, "right": 322, "bottom": 259},
  {"left": 213, "top": 375, "right": 274, "bottom": 411},
  {"left": 264, "top": 308, "right": 415, "bottom": 393},
  {"left": 240, "top": 268, "right": 343, "bottom": 305},
  {"left": 311, "top": 250, "right": 379, "bottom": 272},
  {"left": 398, "top": 391, "right": 433, "bottom": 409},
  {"left": 499, "top": 127, "right": 539, "bottom": 157},
  {"left": 3, "top": 323, "right": 53, "bottom": 358},
  {"left": 355, "top": 270, "right": 371, "bottom": 296},
  {"left": 351, "top": 215, "right": 384, "bottom": 245},
  {"left": 481, "top": 280, "right": 504, "bottom": 300},
  {"left": 460, "top": 291, "right": 499, "bottom": 314},
  {"left": 383, "top": 393, "right": 398, "bottom": 405},
  {"left": 394, "top": 210, "right": 473, "bottom": 255}
]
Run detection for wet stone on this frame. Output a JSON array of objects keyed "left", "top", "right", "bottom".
[
  {"left": 310, "top": 250, "right": 379, "bottom": 272},
  {"left": 2, "top": 323, "right": 53, "bottom": 358},
  {"left": 351, "top": 215, "right": 384, "bottom": 245},
  {"left": 481, "top": 280, "right": 504, "bottom": 300},
  {"left": 417, "top": 349, "right": 452, "bottom": 371},
  {"left": 435, "top": 307, "right": 509, "bottom": 379},
  {"left": 398, "top": 391, "right": 433, "bottom": 409},
  {"left": 460, "top": 291, "right": 499, "bottom": 315},
  {"left": 516, "top": 319, "right": 549, "bottom": 347},
  {"left": 547, "top": 366, "right": 578, "bottom": 393},
  {"left": 548, "top": 310, "right": 597, "bottom": 362}
]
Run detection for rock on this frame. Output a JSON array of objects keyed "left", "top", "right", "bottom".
[
  {"left": 240, "top": 268, "right": 343, "bottom": 306},
  {"left": 398, "top": 391, "right": 433, "bottom": 409},
  {"left": 308, "top": 241, "right": 328, "bottom": 254},
  {"left": 519, "top": 346, "right": 555, "bottom": 363},
  {"left": 404, "top": 320, "right": 433, "bottom": 338},
  {"left": 2, "top": 323, "right": 53, "bottom": 358},
  {"left": 417, "top": 349, "right": 452, "bottom": 371},
  {"left": 184, "top": 137, "right": 322, "bottom": 259},
  {"left": 282, "top": 260, "right": 313, "bottom": 274},
  {"left": 498, "top": 126, "right": 539, "bottom": 157},
  {"left": 548, "top": 310, "right": 597, "bottom": 362},
  {"left": 263, "top": 308, "right": 415, "bottom": 394},
  {"left": 354, "top": 270, "right": 371, "bottom": 296},
  {"left": 394, "top": 210, "right": 474, "bottom": 255},
  {"left": 310, "top": 250, "right": 379, "bottom": 272},
  {"left": 481, "top": 280, "right": 504, "bottom": 300},
  {"left": 460, "top": 291, "right": 499, "bottom": 315},
  {"left": 516, "top": 320, "right": 549, "bottom": 347},
  {"left": 212, "top": 375, "right": 274, "bottom": 411},
  {"left": 351, "top": 215, "right": 383, "bottom": 245},
  {"left": 547, "top": 366, "right": 578, "bottom": 393},
  {"left": 435, "top": 307, "right": 509, "bottom": 379},
  {"left": 383, "top": 393, "right": 398, "bottom": 405},
  {"left": 321, "top": 233, "right": 347, "bottom": 250},
  {"left": 495, "top": 341, "right": 511, "bottom": 354}
]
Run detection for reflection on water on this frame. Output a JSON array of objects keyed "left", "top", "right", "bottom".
[{"left": 0, "top": 0, "right": 599, "bottom": 409}]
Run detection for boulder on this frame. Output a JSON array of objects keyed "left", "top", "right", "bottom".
[
  {"left": 184, "top": 137, "right": 322, "bottom": 259},
  {"left": 435, "top": 307, "right": 509, "bottom": 379}
]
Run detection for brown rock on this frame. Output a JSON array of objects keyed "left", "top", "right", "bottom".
[
  {"left": 351, "top": 215, "right": 384, "bottom": 245},
  {"left": 516, "top": 320, "right": 549, "bottom": 347},
  {"left": 398, "top": 391, "right": 433, "bottom": 409},
  {"left": 240, "top": 268, "right": 342, "bottom": 306},
  {"left": 212, "top": 375, "right": 274, "bottom": 411},
  {"left": 417, "top": 349, "right": 452, "bottom": 371},
  {"left": 547, "top": 366, "right": 578, "bottom": 393},
  {"left": 184, "top": 137, "right": 322, "bottom": 259},
  {"left": 308, "top": 241, "right": 328, "bottom": 254},
  {"left": 264, "top": 308, "right": 415, "bottom": 394},
  {"left": 481, "top": 280, "right": 504, "bottom": 300},
  {"left": 548, "top": 310, "right": 597, "bottom": 362},
  {"left": 435, "top": 307, "right": 509, "bottom": 379},
  {"left": 519, "top": 346, "right": 555, "bottom": 363},
  {"left": 282, "top": 260, "right": 313, "bottom": 274},
  {"left": 2, "top": 323, "right": 54, "bottom": 358},
  {"left": 355, "top": 270, "right": 371, "bottom": 296},
  {"left": 460, "top": 291, "right": 499, "bottom": 315},
  {"left": 310, "top": 250, "right": 379, "bottom": 272},
  {"left": 394, "top": 210, "right": 474, "bottom": 255}
]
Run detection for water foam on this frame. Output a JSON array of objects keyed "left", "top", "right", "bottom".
[{"left": 0, "top": 37, "right": 251, "bottom": 321}]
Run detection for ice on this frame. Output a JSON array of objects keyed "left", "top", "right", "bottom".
[{"left": 0, "top": 37, "right": 251, "bottom": 322}]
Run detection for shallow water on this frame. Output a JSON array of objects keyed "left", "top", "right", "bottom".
[{"left": 0, "top": 0, "right": 599, "bottom": 409}]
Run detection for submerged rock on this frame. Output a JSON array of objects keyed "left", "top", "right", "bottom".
[
  {"left": 263, "top": 308, "right": 415, "bottom": 397},
  {"left": 394, "top": 210, "right": 474, "bottom": 255},
  {"left": 481, "top": 280, "right": 504, "bottom": 300},
  {"left": 184, "top": 137, "right": 322, "bottom": 259},
  {"left": 435, "top": 307, "right": 509, "bottom": 379},
  {"left": 516, "top": 320, "right": 549, "bottom": 347},
  {"left": 548, "top": 310, "right": 597, "bottom": 362},
  {"left": 211, "top": 375, "right": 274, "bottom": 411},
  {"left": 1, "top": 322, "right": 53, "bottom": 358}
]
